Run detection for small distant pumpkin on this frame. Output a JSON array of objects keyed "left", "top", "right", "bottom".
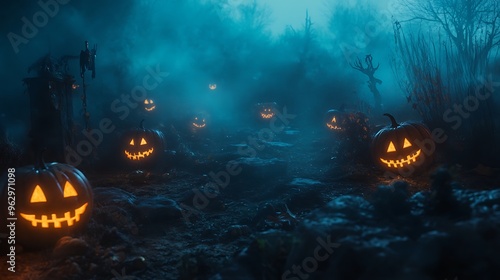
[
  {"left": 1, "top": 155, "right": 93, "bottom": 248},
  {"left": 324, "top": 109, "right": 347, "bottom": 131},
  {"left": 192, "top": 115, "right": 207, "bottom": 129},
  {"left": 122, "top": 120, "right": 165, "bottom": 165},
  {"left": 208, "top": 83, "right": 217, "bottom": 90},
  {"left": 371, "top": 113, "right": 433, "bottom": 174},
  {"left": 144, "top": 98, "right": 156, "bottom": 112},
  {"left": 256, "top": 102, "right": 277, "bottom": 120}
]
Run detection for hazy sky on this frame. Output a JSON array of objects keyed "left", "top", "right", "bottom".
[{"left": 263, "top": 0, "right": 330, "bottom": 35}]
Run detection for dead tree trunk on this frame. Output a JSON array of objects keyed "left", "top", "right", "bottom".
[{"left": 350, "top": 55, "right": 382, "bottom": 111}]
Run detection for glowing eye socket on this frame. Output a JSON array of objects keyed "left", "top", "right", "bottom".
[
  {"left": 331, "top": 117, "right": 337, "bottom": 123},
  {"left": 195, "top": 117, "right": 198, "bottom": 120},
  {"left": 63, "top": 181, "right": 78, "bottom": 198},
  {"left": 403, "top": 138, "right": 412, "bottom": 148},
  {"left": 144, "top": 100, "right": 149, "bottom": 104},
  {"left": 150, "top": 100, "right": 154, "bottom": 104},
  {"left": 140, "top": 138, "right": 147, "bottom": 145},
  {"left": 387, "top": 141, "right": 396, "bottom": 153},
  {"left": 130, "top": 139, "right": 134, "bottom": 145},
  {"left": 30, "top": 185, "right": 47, "bottom": 203}
]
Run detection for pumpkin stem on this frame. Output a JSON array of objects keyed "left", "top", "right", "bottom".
[
  {"left": 140, "top": 119, "right": 145, "bottom": 129},
  {"left": 34, "top": 148, "right": 48, "bottom": 170},
  {"left": 383, "top": 113, "right": 399, "bottom": 128}
]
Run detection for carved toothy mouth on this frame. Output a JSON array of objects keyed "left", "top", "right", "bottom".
[
  {"left": 20, "top": 203, "right": 88, "bottom": 228},
  {"left": 145, "top": 105, "right": 156, "bottom": 111},
  {"left": 380, "top": 149, "right": 421, "bottom": 168},
  {"left": 261, "top": 113, "right": 274, "bottom": 119},
  {"left": 125, "top": 148, "right": 154, "bottom": 160},
  {"left": 326, "top": 123, "right": 342, "bottom": 130},
  {"left": 192, "top": 123, "right": 206, "bottom": 128}
]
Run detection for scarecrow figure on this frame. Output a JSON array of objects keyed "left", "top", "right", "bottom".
[{"left": 80, "top": 40, "right": 96, "bottom": 78}]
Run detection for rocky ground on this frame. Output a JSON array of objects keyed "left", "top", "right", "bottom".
[{"left": 1, "top": 124, "right": 499, "bottom": 280}]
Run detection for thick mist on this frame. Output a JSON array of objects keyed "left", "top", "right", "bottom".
[{"left": 0, "top": 0, "right": 498, "bottom": 150}]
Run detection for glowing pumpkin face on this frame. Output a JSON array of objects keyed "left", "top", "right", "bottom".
[
  {"left": 256, "top": 102, "right": 277, "bottom": 120},
  {"left": 192, "top": 116, "right": 206, "bottom": 129},
  {"left": 0, "top": 160, "right": 93, "bottom": 248},
  {"left": 371, "top": 114, "right": 433, "bottom": 174},
  {"left": 209, "top": 83, "right": 217, "bottom": 90},
  {"left": 260, "top": 108, "right": 274, "bottom": 119},
  {"left": 144, "top": 99, "right": 156, "bottom": 112},
  {"left": 324, "top": 109, "right": 346, "bottom": 131},
  {"left": 122, "top": 120, "right": 165, "bottom": 164}
]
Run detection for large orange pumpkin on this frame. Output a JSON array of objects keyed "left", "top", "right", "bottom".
[
  {"left": 1, "top": 156, "right": 93, "bottom": 249},
  {"left": 371, "top": 113, "right": 433, "bottom": 175}
]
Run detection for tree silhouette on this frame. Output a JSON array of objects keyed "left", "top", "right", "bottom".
[
  {"left": 350, "top": 55, "right": 383, "bottom": 110},
  {"left": 401, "top": 0, "right": 500, "bottom": 76}
]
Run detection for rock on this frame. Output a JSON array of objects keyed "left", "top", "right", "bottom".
[
  {"left": 127, "top": 170, "right": 150, "bottom": 184},
  {"left": 287, "top": 188, "right": 325, "bottom": 211},
  {"left": 223, "top": 225, "right": 251, "bottom": 240},
  {"left": 372, "top": 181, "right": 411, "bottom": 218},
  {"left": 467, "top": 189, "right": 500, "bottom": 215},
  {"left": 123, "top": 256, "right": 147, "bottom": 272},
  {"left": 252, "top": 203, "right": 297, "bottom": 231},
  {"left": 52, "top": 236, "right": 89, "bottom": 258},
  {"left": 229, "top": 157, "right": 287, "bottom": 185},
  {"left": 94, "top": 204, "right": 138, "bottom": 234},
  {"left": 100, "top": 227, "right": 129, "bottom": 247},
  {"left": 93, "top": 187, "right": 137, "bottom": 209},
  {"left": 289, "top": 178, "right": 323, "bottom": 186},
  {"left": 426, "top": 168, "right": 471, "bottom": 217},
  {"left": 284, "top": 129, "right": 300, "bottom": 135},
  {"left": 235, "top": 230, "right": 296, "bottom": 279},
  {"left": 133, "top": 196, "right": 182, "bottom": 223},
  {"left": 263, "top": 141, "right": 293, "bottom": 148},
  {"left": 43, "top": 261, "right": 83, "bottom": 280}
]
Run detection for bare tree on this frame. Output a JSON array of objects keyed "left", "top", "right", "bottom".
[
  {"left": 401, "top": 0, "right": 500, "bottom": 76},
  {"left": 394, "top": 0, "right": 500, "bottom": 164},
  {"left": 350, "top": 55, "right": 383, "bottom": 110}
]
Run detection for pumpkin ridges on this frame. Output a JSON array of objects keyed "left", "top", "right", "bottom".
[
  {"left": 2, "top": 161, "right": 94, "bottom": 248},
  {"left": 122, "top": 121, "right": 165, "bottom": 166},
  {"left": 371, "top": 114, "right": 434, "bottom": 175}
]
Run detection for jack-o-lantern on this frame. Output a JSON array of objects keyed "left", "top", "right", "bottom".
[
  {"left": 0, "top": 156, "right": 93, "bottom": 248},
  {"left": 256, "top": 102, "right": 277, "bottom": 120},
  {"left": 144, "top": 99, "right": 156, "bottom": 112},
  {"left": 122, "top": 120, "right": 165, "bottom": 165},
  {"left": 209, "top": 83, "right": 217, "bottom": 90},
  {"left": 371, "top": 113, "right": 433, "bottom": 174},
  {"left": 192, "top": 115, "right": 207, "bottom": 129},
  {"left": 324, "top": 109, "right": 347, "bottom": 131}
]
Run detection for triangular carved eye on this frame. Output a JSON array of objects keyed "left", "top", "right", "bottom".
[
  {"left": 403, "top": 138, "right": 412, "bottom": 148},
  {"left": 331, "top": 117, "right": 337, "bottom": 123},
  {"left": 31, "top": 185, "right": 47, "bottom": 203},
  {"left": 130, "top": 139, "right": 135, "bottom": 145},
  {"left": 150, "top": 100, "right": 154, "bottom": 104},
  {"left": 387, "top": 141, "right": 396, "bottom": 152},
  {"left": 64, "top": 181, "right": 78, "bottom": 198},
  {"left": 140, "top": 138, "right": 147, "bottom": 145},
  {"left": 144, "top": 100, "right": 149, "bottom": 104}
]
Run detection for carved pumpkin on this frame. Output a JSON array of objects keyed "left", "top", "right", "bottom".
[
  {"left": 192, "top": 115, "right": 206, "bottom": 129},
  {"left": 371, "top": 113, "right": 433, "bottom": 174},
  {"left": 256, "top": 102, "right": 277, "bottom": 120},
  {"left": 209, "top": 83, "right": 217, "bottom": 90},
  {"left": 144, "top": 99, "right": 156, "bottom": 112},
  {"left": 0, "top": 156, "right": 93, "bottom": 248},
  {"left": 123, "top": 120, "right": 165, "bottom": 164},
  {"left": 324, "top": 109, "right": 347, "bottom": 131}
]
